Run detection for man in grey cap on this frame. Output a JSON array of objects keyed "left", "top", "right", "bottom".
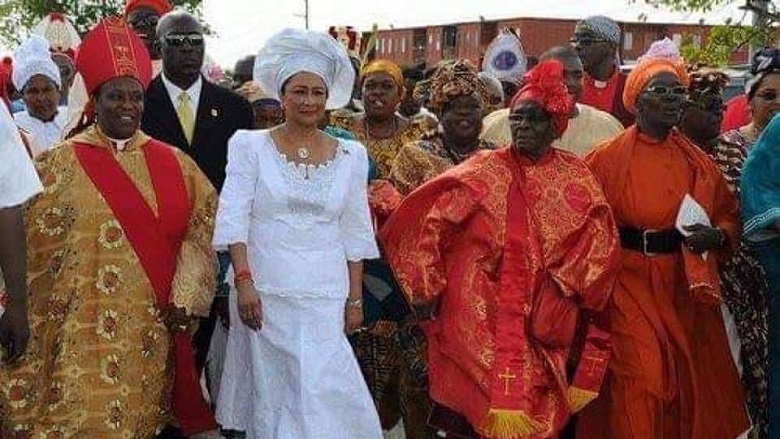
[{"left": 571, "top": 15, "right": 634, "bottom": 126}]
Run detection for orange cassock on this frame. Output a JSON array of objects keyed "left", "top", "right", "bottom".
[
  {"left": 576, "top": 127, "right": 749, "bottom": 439},
  {"left": 380, "top": 147, "right": 621, "bottom": 439}
]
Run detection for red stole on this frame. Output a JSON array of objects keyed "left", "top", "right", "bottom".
[
  {"left": 74, "top": 139, "right": 216, "bottom": 435},
  {"left": 482, "top": 149, "right": 548, "bottom": 437}
]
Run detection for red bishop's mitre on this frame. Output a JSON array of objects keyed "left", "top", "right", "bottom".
[
  {"left": 124, "top": 0, "right": 174, "bottom": 16},
  {"left": 76, "top": 17, "right": 152, "bottom": 95}
]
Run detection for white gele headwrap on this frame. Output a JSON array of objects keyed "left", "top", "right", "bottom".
[
  {"left": 12, "top": 34, "right": 62, "bottom": 90},
  {"left": 253, "top": 28, "right": 355, "bottom": 110}
]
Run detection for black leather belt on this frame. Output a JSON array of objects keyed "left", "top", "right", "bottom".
[{"left": 619, "top": 227, "right": 683, "bottom": 255}]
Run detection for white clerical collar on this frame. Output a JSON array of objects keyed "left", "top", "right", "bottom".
[{"left": 107, "top": 136, "right": 131, "bottom": 151}]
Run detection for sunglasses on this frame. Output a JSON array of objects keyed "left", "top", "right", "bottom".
[
  {"left": 644, "top": 85, "right": 687, "bottom": 96},
  {"left": 128, "top": 14, "right": 159, "bottom": 30},
  {"left": 757, "top": 90, "right": 780, "bottom": 102},
  {"left": 569, "top": 37, "right": 609, "bottom": 46},
  {"left": 164, "top": 34, "right": 204, "bottom": 47}
]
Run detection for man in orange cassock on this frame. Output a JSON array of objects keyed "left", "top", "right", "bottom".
[
  {"left": 576, "top": 58, "right": 749, "bottom": 439},
  {"left": 380, "top": 60, "right": 621, "bottom": 439}
]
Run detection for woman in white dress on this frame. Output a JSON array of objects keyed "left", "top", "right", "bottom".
[{"left": 213, "top": 28, "right": 383, "bottom": 439}]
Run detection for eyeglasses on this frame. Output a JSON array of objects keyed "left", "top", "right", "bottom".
[
  {"left": 509, "top": 107, "right": 550, "bottom": 124},
  {"left": 644, "top": 85, "right": 687, "bottom": 96},
  {"left": 164, "top": 34, "right": 204, "bottom": 47},
  {"left": 128, "top": 14, "right": 159, "bottom": 30},
  {"left": 569, "top": 37, "right": 608, "bottom": 46},
  {"left": 757, "top": 90, "right": 780, "bottom": 102}
]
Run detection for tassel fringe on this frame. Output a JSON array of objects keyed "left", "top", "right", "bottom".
[
  {"left": 567, "top": 386, "right": 599, "bottom": 413},
  {"left": 481, "top": 409, "right": 546, "bottom": 439}
]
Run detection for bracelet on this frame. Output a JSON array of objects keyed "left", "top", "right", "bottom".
[
  {"left": 346, "top": 297, "right": 363, "bottom": 309},
  {"left": 234, "top": 269, "right": 253, "bottom": 285}
]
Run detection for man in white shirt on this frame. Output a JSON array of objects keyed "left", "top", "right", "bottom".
[
  {"left": 0, "top": 101, "right": 43, "bottom": 363},
  {"left": 481, "top": 45, "right": 624, "bottom": 155},
  {"left": 12, "top": 35, "right": 66, "bottom": 157}
]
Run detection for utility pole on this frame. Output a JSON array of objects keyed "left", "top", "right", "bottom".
[
  {"left": 745, "top": 0, "right": 771, "bottom": 54},
  {"left": 304, "top": 0, "right": 309, "bottom": 30},
  {"left": 294, "top": 0, "right": 310, "bottom": 29}
]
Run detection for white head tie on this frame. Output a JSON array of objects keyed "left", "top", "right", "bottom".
[{"left": 254, "top": 28, "right": 355, "bottom": 110}]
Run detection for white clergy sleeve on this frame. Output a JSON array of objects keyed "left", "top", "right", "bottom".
[
  {"left": 0, "top": 105, "right": 42, "bottom": 207},
  {"left": 340, "top": 141, "right": 380, "bottom": 262},
  {"left": 213, "top": 130, "right": 257, "bottom": 249}
]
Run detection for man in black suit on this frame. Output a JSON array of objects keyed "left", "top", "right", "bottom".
[
  {"left": 142, "top": 11, "right": 251, "bottom": 439},
  {"left": 143, "top": 10, "right": 252, "bottom": 192}
]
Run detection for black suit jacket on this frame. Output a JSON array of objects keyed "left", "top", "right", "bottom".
[{"left": 142, "top": 75, "right": 253, "bottom": 191}]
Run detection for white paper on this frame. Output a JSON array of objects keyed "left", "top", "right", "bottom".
[{"left": 676, "top": 193, "right": 712, "bottom": 260}]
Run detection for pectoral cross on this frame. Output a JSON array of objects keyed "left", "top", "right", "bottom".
[{"left": 498, "top": 367, "right": 517, "bottom": 396}]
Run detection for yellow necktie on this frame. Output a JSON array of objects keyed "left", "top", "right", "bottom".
[{"left": 176, "top": 91, "right": 195, "bottom": 144}]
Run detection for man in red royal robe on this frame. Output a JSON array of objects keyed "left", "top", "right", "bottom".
[{"left": 380, "top": 60, "right": 621, "bottom": 439}]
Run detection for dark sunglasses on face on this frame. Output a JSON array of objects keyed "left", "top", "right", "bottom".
[
  {"left": 164, "top": 34, "right": 205, "bottom": 47},
  {"left": 569, "top": 37, "right": 608, "bottom": 46},
  {"left": 644, "top": 85, "right": 687, "bottom": 96},
  {"left": 128, "top": 14, "right": 159, "bottom": 30}
]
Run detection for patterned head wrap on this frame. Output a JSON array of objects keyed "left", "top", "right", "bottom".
[
  {"left": 747, "top": 48, "right": 780, "bottom": 99},
  {"left": 360, "top": 59, "right": 404, "bottom": 91},
  {"left": 688, "top": 66, "right": 729, "bottom": 102},
  {"left": 510, "top": 60, "right": 574, "bottom": 137},
  {"left": 622, "top": 58, "right": 688, "bottom": 114},
  {"left": 423, "top": 59, "right": 487, "bottom": 116},
  {"left": 579, "top": 15, "right": 621, "bottom": 45}
]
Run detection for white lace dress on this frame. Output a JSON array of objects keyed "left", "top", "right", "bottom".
[{"left": 213, "top": 130, "right": 382, "bottom": 439}]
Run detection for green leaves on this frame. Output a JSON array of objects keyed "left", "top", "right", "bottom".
[{"left": 0, "top": 0, "right": 202, "bottom": 47}]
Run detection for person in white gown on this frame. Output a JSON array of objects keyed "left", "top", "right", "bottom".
[{"left": 212, "top": 28, "right": 383, "bottom": 439}]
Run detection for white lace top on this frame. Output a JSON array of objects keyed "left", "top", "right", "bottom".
[{"left": 213, "top": 129, "right": 379, "bottom": 299}]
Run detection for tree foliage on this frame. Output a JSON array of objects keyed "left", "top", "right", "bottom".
[
  {"left": 0, "top": 0, "right": 202, "bottom": 47},
  {"left": 644, "top": 0, "right": 777, "bottom": 65}
]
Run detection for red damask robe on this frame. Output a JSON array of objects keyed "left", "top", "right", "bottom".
[{"left": 380, "top": 147, "right": 621, "bottom": 439}]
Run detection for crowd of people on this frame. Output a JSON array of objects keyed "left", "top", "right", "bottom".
[{"left": 0, "top": 1, "right": 777, "bottom": 439}]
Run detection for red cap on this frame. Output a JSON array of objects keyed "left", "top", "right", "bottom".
[
  {"left": 124, "top": 0, "right": 173, "bottom": 16},
  {"left": 76, "top": 17, "right": 152, "bottom": 96}
]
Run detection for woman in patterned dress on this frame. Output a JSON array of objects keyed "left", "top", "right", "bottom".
[{"left": 680, "top": 65, "right": 770, "bottom": 438}]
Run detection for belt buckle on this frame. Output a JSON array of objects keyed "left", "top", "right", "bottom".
[{"left": 642, "top": 229, "right": 658, "bottom": 257}]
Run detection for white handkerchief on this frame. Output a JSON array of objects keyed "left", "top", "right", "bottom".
[
  {"left": 676, "top": 194, "right": 711, "bottom": 235},
  {"left": 676, "top": 193, "right": 712, "bottom": 260}
]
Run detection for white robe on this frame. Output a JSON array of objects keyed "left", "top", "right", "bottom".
[{"left": 213, "top": 130, "right": 382, "bottom": 439}]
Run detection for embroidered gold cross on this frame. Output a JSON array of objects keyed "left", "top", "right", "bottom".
[
  {"left": 498, "top": 367, "right": 517, "bottom": 395},
  {"left": 583, "top": 357, "right": 607, "bottom": 375}
]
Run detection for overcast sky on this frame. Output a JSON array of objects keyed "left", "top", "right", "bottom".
[
  {"left": 0, "top": 1, "right": 748, "bottom": 67},
  {"left": 202, "top": 0, "right": 747, "bottom": 68}
]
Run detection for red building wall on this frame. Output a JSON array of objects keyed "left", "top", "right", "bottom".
[{"left": 374, "top": 17, "right": 749, "bottom": 68}]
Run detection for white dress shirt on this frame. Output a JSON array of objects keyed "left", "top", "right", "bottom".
[
  {"left": 14, "top": 106, "right": 67, "bottom": 157},
  {"left": 162, "top": 73, "right": 203, "bottom": 121}
]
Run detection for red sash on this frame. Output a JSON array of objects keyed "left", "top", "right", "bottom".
[{"left": 75, "top": 139, "right": 216, "bottom": 435}]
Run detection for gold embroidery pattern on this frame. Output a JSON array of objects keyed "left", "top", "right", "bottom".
[
  {"left": 1, "top": 127, "right": 217, "bottom": 438},
  {"left": 330, "top": 113, "right": 431, "bottom": 179}
]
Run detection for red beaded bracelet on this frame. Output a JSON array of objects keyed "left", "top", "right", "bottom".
[{"left": 234, "top": 269, "right": 253, "bottom": 285}]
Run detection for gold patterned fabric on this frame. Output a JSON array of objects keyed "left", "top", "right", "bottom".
[
  {"left": 0, "top": 126, "right": 217, "bottom": 439},
  {"left": 330, "top": 112, "right": 433, "bottom": 179},
  {"left": 389, "top": 138, "right": 496, "bottom": 196}
]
